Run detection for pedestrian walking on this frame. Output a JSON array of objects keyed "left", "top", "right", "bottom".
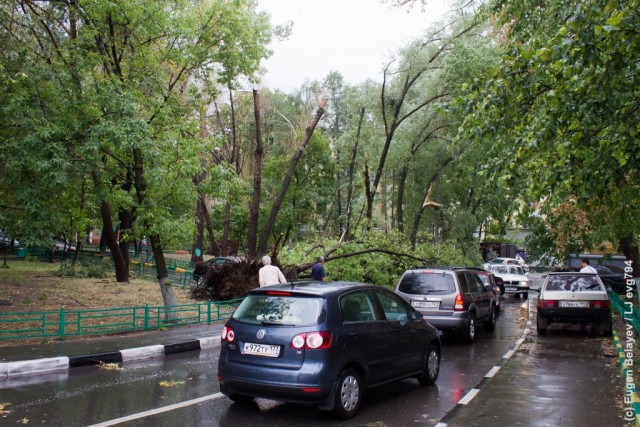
[
  {"left": 579, "top": 258, "right": 598, "bottom": 274},
  {"left": 258, "top": 255, "right": 287, "bottom": 287},
  {"left": 311, "top": 256, "right": 327, "bottom": 281}
]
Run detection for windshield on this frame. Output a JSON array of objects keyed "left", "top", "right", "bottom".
[
  {"left": 491, "top": 265, "right": 525, "bottom": 275},
  {"left": 232, "top": 295, "right": 322, "bottom": 325},
  {"left": 545, "top": 275, "right": 604, "bottom": 291},
  {"left": 398, "top": 272, "right": 456, "bottom": 295}
]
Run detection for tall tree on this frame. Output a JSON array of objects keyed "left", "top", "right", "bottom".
[
  {"left": 460, "top": 0, "right": 640, "bottom": 267},
  {"left": 0, "top": 0, "right": 273, "bottom": 310}
]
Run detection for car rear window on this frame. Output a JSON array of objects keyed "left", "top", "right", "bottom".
[
  {"left": 232, "top": 295, "right": 322, "bottom": 325},
  {"left": 398, "top": 272, "right": 456, "bottom": 295},
  {"left": 545, "top": 275, "right": 605, "bottom": 291}
]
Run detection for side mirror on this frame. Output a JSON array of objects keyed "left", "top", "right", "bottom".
[{"left": 411, "top": 311, "right": 424, "bottom": 321}]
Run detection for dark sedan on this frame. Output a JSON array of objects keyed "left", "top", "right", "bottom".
[
  {"left": 217, "top": 281, "right": 441, "bottom": 419},
  {"left": 565, "top": 264, "right": 626, "bottom": 294}
]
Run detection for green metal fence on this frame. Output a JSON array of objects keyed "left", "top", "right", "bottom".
[
  {"left": 609, "top": 292, "right": 640, "bottom": 334},
  {"left": 0, "top": 298, "right": 243, "bottom": 341}
]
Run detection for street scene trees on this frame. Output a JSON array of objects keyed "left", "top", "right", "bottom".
[{"left": 1, "top": 0, "right": 637, "bottom": 297}]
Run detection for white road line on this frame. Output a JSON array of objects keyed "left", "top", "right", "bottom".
[
  {"left": 86, "top": 393, "right": 225, "bottom": 427},
  {"left": 485, "top": 366, "right": 501, "bottom": 378},
  {"left": 458, "top": 388, "right": 480, "bottom": 405}
]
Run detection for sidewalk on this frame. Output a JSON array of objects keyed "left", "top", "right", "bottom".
[{"left": 0, "top": 324, "right": 223, "bottom": 379}]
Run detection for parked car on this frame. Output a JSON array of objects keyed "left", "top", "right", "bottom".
[
  {"left": 394, "top": 267, "right": 497, "bottom": 343},
  {"left": 564, "top": 264, "right": 626, "bottom": 294},
  {"left": 0, "top": 230, "right": 19, "bottom": 249},
  {"left": 464, "top": 267, "right": 503, "bottom": 312},
  {"left": 487, "top": 264, "right": 530, "bottom": 299},
  {"left": 193, "top": 256, "right": 240, "bottom": 284},
  {"left": 53, "top": 236, "right": 75, "bottom": 253},
  {"left": 536, "top": 272, "right": 612, "bottom": 336},
  {"left": 218, "top": 281, "right": 441, "bottom": 419},
  {"left": 482, "top": 257, "right": 520, "bottom": 270}
]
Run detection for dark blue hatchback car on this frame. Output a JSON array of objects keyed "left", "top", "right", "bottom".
[{"left": 218, "top": 281, "right": 441, "bottom": 419}]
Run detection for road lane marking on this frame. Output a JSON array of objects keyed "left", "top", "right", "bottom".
[{"left": 86, "top": 393, "right": 225, "bottom": 426}]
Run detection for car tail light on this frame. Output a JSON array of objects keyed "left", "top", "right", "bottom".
[
  {"left": 454, "top": 294, "right": 464, "bottom": 311},
  {"left": 290, "top": 331, "right": 332, "bottom": 349},
  {"left": 592, "top": 300, "right": 610, "bottom": 309},
  {"left": 266, "top": 291, "right": 292, "bottom": 296},
  {"left": 538, "top": 300, "right": 557, "bottom": 308},
  {"left": 222, "top": 326, "right": 235, "bottom": 343}
]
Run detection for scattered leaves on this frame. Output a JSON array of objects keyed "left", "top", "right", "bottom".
[
  {"left": 17, "top": 417, "right": 29, "bottom": 424},
  {"left": 98, "top": 362, "right": 122, "bottom": 371},
  {"left": 0, "top": 402, "right": 11, "bottom": 415},
  {"left": 159, "top": 380, "right": 185, "bottom": 387}
]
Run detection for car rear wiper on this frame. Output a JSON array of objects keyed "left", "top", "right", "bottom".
[{"left": 261, "top": 321, "right": 295, "bottom": 326}]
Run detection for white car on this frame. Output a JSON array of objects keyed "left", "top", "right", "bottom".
[
  {"left": 487, "top": 264, "right": 530, "bottom": 299},
  {"left": 536, "top": 272, "right": 612, "bottom": 336}
]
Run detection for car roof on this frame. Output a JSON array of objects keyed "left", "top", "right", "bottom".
[
  {"left": 249, "top": 281, "right": 379, "bottom": 297},
  {"left": 546, "top": 272, "right": 597, "bottom": 276}
]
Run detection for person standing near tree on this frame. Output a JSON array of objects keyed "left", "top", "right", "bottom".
[
  {"left": 311, "top": 256, "right": 327, "bottom": 281},
  {"left": 259, "top": 256, "right": 286, "bottom": 287},
  {"left": 579, "top": 258, "right": 598, "bottom": 274}
]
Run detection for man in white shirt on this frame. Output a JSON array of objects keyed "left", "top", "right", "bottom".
[
  {"left": 259, "top": 255, "right": 287, "bottom": 287},
  {"left": 579, "top": 258, "right": 598, "bottom": 274}
]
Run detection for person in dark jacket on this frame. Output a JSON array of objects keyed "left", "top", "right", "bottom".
[{"left": 311, "top": 256, "right": 326, "bottom": 281}]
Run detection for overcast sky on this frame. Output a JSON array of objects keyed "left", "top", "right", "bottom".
[{"left": 255, "top": 0, "right": 450, "bottom": 93}]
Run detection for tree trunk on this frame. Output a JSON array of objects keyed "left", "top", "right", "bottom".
[
  {"left": 99, "top": 200, "right": 129, "bottom": 282},
  {"left": 396, "top": 164, "right": 409, "bottom": 233},
  {"left": 247, "top": 89, "right": 264, "bottom": 258},
  {"left": 257, "top": 98, "right": 327, "bottom": 254},
  {"left": 342, "top": 107, "right": 365, "bottom": 242},
  {"left": 619, "top": 235, "right": 640, "bottom": 277},
  {"left": 150, "top": 234, "right": 177, "bottom": 320},
  {"left": 192, "top": 194, "right": 206, "bottom": 263}
]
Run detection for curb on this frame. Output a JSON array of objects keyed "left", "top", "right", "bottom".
[
  {"left": 613, "top": 330, "right": 640, "bottom": 427},
  {"left": 0, "top": 336, "right": 221, "bottom": 379},
  {"left": 435, "top": 298, "right": 534, "bottom": 426}
]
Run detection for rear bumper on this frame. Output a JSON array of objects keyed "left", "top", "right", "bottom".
[
  {"left": 538, "top": 307, "right": 611, "bottom": 323},
  {"left": 419, "top": 311, "right": 470, "bottom": 331},
  {"left": 217, "top": 349, "right": 335, "bottom": 404}
]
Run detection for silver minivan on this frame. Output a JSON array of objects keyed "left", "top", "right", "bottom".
[{"left": 395, "top": 267, "right": 496, "bottom": 343}]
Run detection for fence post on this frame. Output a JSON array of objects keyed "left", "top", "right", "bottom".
[
  {"left": 58, "top": 307, "right": 65, "bottom": 340},
  {"left": 144, "top": 303, "right": 149, "bottom": 330},
  {"left": 207, "top": 300, "right": 212, "bottom": 324}
]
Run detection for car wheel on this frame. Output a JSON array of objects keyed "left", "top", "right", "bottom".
[
  {"left": 417, "top": 343, "right": 440, "bottom": 385},
  {"left": 601, "top": 317, "right": 613, "bottom": 337},
  {"left": 537, "top": 314, "right": 547, "bottom": 335},
  {"left": 484, "top": 307, "right": 496, "bottom": 332},
  {"left": 463, "top": 313, "right": 477, "bottom": 343},
  {"left": 522, "top": 292, "right": 528, "bottom": 299},
  {"left": 332, "top": 368, "right": 361, "bottom": 420}
]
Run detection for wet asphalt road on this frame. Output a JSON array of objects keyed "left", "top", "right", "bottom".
[{"left": 0, "top": 287, "right": 624, "bottom": 426}]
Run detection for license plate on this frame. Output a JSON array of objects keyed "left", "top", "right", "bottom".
[
  {"left": 559, "top": 301, "right": 589, "bottom": 308},
  {"left": 243, "top": 342, "right": 281, "bottom": 357},
  {"left": 412, "top": 301, "right": 439, "bottom": 309}
]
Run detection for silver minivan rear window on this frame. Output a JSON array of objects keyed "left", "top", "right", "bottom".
[
  {"left": 232, "top": 295, "right": 322, "bottom": 325},
  {"left": 398, "top": 272, "right": 456, "bottom": 295}
]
